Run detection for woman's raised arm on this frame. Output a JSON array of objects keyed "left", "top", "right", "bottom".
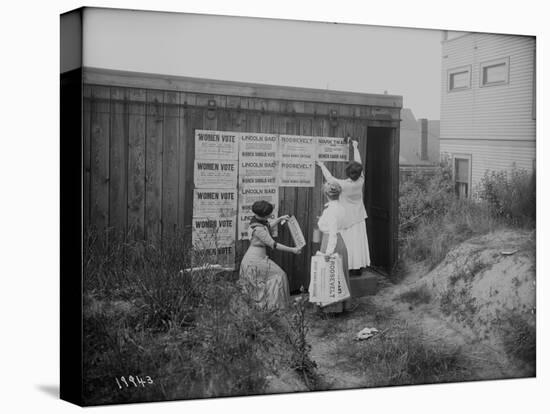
[
  {"left": 352, "top": 139, "right": 362, "bottom": 164},
  {"left": 316, "top": 161, "right": 335, "bottom": 181}
]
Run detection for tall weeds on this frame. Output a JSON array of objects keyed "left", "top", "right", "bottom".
[
  {"left": 82, "top": 228, "right": 310, "bottom": 405},
  {"left": 399, "top": 162, "right": 535, "bottom": 269}
]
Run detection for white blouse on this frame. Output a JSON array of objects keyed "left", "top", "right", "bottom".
[
  {"left": 319, "top": 145, "right": 368, "bottom": 229},
  {"left": 317, "top": 200, "right": 346, "bottom": 255}
]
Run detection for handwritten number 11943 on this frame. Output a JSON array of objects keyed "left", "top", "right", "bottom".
[{"left": 115, "top": 375, "right": 154, "bottom": 389}]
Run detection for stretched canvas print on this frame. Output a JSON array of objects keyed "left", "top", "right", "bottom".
[{"left": 60, "top": 6, "right": 536, "bottom": 407}]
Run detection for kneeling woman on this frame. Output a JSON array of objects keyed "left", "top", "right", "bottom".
[
  {"left": 317, "top": 182, "right": 353, "bottom": 313},
  {"left": 239, "top": 200, "right": 302, "bottom": 310}
]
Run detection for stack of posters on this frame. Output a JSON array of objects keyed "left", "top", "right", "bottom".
[
  {"left": 192, "top": 130, "right": 238, "bottom": 269},
  {"left": 238, "top": 133, "right": 280, "bottom": 240}
]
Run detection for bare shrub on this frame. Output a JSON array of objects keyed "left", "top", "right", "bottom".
[
  {"left": 397, "top": 285, "right": 432, "bottom": 306},
  {"left": 477, "top": 167, "right": 536, "bottom": 228}
]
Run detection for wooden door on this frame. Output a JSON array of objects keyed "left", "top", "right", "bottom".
[{"left": 365, "top": 127, "right": 394, "bottom": 271}]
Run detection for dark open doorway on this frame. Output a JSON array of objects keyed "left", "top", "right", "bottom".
[{"left": 364, "top": 126, "right": 397, "bottom": 273}]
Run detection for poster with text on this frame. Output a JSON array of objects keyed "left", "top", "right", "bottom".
[
  {"left": 279, "top": 135, "right": 316, "bottom": 162},
  {"left": 195, "top": 130, "right": 239, "bottom": 160},
  {"left": 191, "top": 215, "right": 236, "bottom": 269},
  {"left": 192, "top": 216, "right": 237, "bottom": 248},
  {"left": 194, "top": 159, "right": 238, "bottom": 188},
  {"left": 238, "top": 133, "right": 279, "bottom": 186},
  {"left": 316, "top": 137, "right": 350, "bottom": 162},
  {"left": 193, "top": 189, "right": 238, "bottom": 218},
  {"left": 279, "top": 160, "right": 315, "bottom": 187},
  {"left": 191, "top": 242, "right": 236, "bottom": 269},
  {"left": 238, "top": 185, "right": 279, "bottom": 240}
]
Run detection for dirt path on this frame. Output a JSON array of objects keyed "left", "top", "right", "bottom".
[
  {"left": 271, "top": 230, "right": 535, "bottom": 391},
  {"left": 306, "top": 278, "right": 516, "bottom": 389}
]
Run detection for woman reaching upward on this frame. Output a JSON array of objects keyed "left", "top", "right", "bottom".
[{"left": 316, "top": 139, "right": 371, "bottom": 273}]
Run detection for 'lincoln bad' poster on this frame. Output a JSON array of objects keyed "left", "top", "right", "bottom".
[
  {"left": 237, "top": 185, "right": 279, "bottom": 240},
  {"left": 238, "top": 133, "right": 279, "bottom": 186}
]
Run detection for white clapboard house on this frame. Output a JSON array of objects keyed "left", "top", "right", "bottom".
[{"left": 440, "top": 32, "right": 536, "bottom": 197}]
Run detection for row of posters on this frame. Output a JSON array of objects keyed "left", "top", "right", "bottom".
[
  {"left": 192, "top": 130, "right": 350, "bottom": 253},
  {"left": 194, "top": 130, "right": 349, "bottom": 188}
]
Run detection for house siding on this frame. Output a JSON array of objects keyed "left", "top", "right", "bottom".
[
  {"left": 440, "top": 33, "right": 535, "bottom": 193},
  {"left": 441, "top": 33, "right": 535, "bottom": 142},
  {"left": 441, "top": 139, "right": 535, "bottom": 191}
]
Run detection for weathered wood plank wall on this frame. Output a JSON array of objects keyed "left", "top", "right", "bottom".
[{"left": 83, "top": 82, "right": 401, "bottom": 289}]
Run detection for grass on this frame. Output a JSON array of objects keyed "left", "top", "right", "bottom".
[
  {"left": 396, "top": 285, "right": 432, "bottom": 306},
  {"left": 340, "top": 322, "right": 470, "bottom": 387},
  {"left": 448, "top": 259, "right": 488, "bottom": 287},
  {"left": 497, "top": 312, "right": 536, "bottom": 373},
  {"left": 399, "top": 164, "right": 535, "bottom": 271},
  {"left": 82, "top": 228, "right": 315, "bottom": 405}
]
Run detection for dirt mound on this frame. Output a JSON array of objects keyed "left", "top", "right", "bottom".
[{"left": 393, "top": 229, "right": 535, "bottom": 372}]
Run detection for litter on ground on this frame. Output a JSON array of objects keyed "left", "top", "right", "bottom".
[{"left": 355, "top": 327, "right": 379, "bottom": 341}]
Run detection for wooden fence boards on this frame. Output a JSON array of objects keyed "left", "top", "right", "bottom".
[
  {"left": 83, "top": 85, "right": 91, "bottom": 230},
  {"left": 162, "top": 90, "right": 179, "bottom": 238},
  {"left": 89, "top": 86, "right": 110, "bottom": 232},
  {"left": 145, "top": 90, "right": 164, "bottom": 242},
  {"left": 127, "top": 88, "right": 146, "bottom": 239},
  {"left": 83, "top": 79, "right": 401, "bottom": 283},
  {"left": 109, "top": 87, "right": 128, "bottom": 233}
]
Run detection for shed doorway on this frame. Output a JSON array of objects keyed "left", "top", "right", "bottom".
[{"left": 365, "top": 126, "right": 395, "bottom": 273}]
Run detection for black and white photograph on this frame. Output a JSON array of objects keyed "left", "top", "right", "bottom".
[
  {"left": 58, "top": 4, "right": 542, "bottom": 407},
  {"left": 3, "top": 1, "right": 548, "bottom": 413}
]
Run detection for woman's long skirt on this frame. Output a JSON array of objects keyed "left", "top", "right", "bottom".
[
  {"left": 340, "top": 220, "right": 371, "bottom": 270},
  {"left": 238, "top": 251, "right": 290, "bottom": 310},
  {"left": 319, "top": 232, "right": 353, "bottom": 313}
]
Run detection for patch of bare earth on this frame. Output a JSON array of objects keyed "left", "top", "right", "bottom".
[{"left": 304, "top": 228, "right": 535, "bottom": 390}]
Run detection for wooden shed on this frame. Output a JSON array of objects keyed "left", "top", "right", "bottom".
[{"left": 82, "top": 67, "right": 402, "bottom": 291}]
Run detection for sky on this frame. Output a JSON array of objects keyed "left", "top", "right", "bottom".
[{"left": 83, "top": 8, "right": 457, "bottom": 120}]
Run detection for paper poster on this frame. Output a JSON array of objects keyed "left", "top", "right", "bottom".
[
  {"left": 191, "top": 242, "right": 236, "bottom": 269},
  {"left": 193, "top": 189, "right": 238, "bottom": 218},
  {"left": 279, "top": 135, "right": 316, "bottom": 162},
  {"left": 191, "top": 215, "right": 236, "bottom": 269},
  {"left": 316, "top": 137, "right": 349, "bottom": 162},
  {"left": 194, "top": 159, "right": 238, "bottom": 188},
  {"left": 238, "top": 133, "right": 279, "bottom": 186},
  {"left": 195, "top": 130, "right": 239, "bottom": 160},
  {"left": 279, "top": 160, "right": 315, "bottom": 187},
  {"left": 192, "top": 216, "right": 237, "bottom": 248},
  {"left": 287, "top": 216, "right": 306, "bottom": 249},
  {"left": 238, "top": 185, "right": 279, "bottom": 240}
]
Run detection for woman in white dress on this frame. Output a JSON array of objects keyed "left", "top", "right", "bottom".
[
  {"left": 316, "top": 139, "right": 371, "bottom": 273},
  {"left": 317, "top": 182, "right": 353, "bottom": 313}
]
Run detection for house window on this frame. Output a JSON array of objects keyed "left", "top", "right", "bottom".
[
  {"left": 448, "top": 66, "right": 471, "bottom": 92},
  {"left": 453, "top": 155, "right": 471, "bottom": 198},
  {"left": 480, "top": 57, "right": 509, "bottom": 87}
]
